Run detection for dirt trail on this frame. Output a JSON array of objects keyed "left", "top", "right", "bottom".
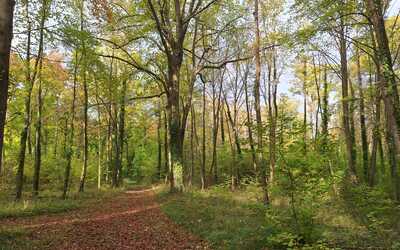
[{"left": 2, "top": 188, "right": 209, "bottom": 250}]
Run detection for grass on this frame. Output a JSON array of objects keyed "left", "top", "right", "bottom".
[
  {"left": 0, "top": 187, "right": 120, "bottom": 219},
  {"left": 158, "top": 185, "right": 269, "bottom": 250},
  {"left": 157, "top": 184, "right": 400, "bottom": 250},
  {"left": 0, "top": 228, "right": 36, "bottom": 250}
]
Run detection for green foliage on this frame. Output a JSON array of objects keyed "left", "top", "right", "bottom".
[{"left": 342, "top": 184, "right": 400, "bottom": 249}]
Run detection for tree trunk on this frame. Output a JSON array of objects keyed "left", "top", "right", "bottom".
[
  {"left": 62, "top": 52, "right": 79, "bottom": 199},
  {"left": 210, "top": 76, "right": 223, "bottom": 184},
  {"left": 369, "top": 63, "right": 381, "bottom": 187},
  {"left": 97, "top": 104, "right": 102, "bottom": 190},
  {"left": 339, "top": 22, "right": 357, "bottom": 180},
  {"left": 365, "top": 0, "right": 400, "bottom": 200},
  {"left": 303, "top": 58, "right": 308, "bottom": 154},
  {"left": 268, "top": 52, "right": 278, "bottom": 184},
  {"left": 33, "top": 0, "right": 48, "bottom": 197},
  {"left": 157, "top": 102, "right": 162, "bottom": 180},
  {"left": 312, "top": 56, "right": 322, "bottom": 140},
  {"left": 225, "top": 110, "right": 236, "bottom": 190},
  {"left": 244, "top": 65, "right": 257, "bottom": 175},
  {"left": 220, "top": 106, "right": 225, "bottom": 144},
  {"left": 201, "top": 76, "right": 206, "bottom": 190},
  {"left": 253, "top": 0, "right": 269, "bottom": 204},
  {"left": 164, "top": 110, "right": 169, "bottom": 183},
  {"left": 189, "top": 107, "right": 195, "bottom": 187},
  {"left": 16, "top": 1, "right": 44, "bottom": 200},
  {"left": 78, "top": 60, "right": 88, "bottom": 192},
  {"left": 356, "top": 48, "right": 369, "bottom": 182},
  {"left": 321, "top": 65, "right": 329, "bottom": 151},
  {"left": 115, "top": 79, "right": 127, "bottom": 186},
  {"left": 33, "top": 64, "right": 43, "bottom": 197},
  {"left": 224, "top": 95, "right": 242, "bottom": 188},
  {"left": 0, "top": 0, "right": 15, "bottom": 173},
  {"left": 78, "top": 1, "right": 88, "bottom": 193}
]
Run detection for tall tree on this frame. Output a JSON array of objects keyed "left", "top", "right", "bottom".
[
  {"left": 356, "top": 48, "right": 369, "bottom": 181},
  {"left": 0, "top": 0, "right": 15, "bottom": 173},
  {"left": 16, "top": 0, "right": 46, "bottom": 200},
  {"left": 78, "top": 0, "right": 88, "bottom": 192},
  {"left": 62, "top": 52, "right": 79, "bottom": 199},
  {"left": 33, "top": 0, "right": 50, "bottom": 197},
  {"left": 253, "top": 0, "right": 269, "bottom": 204},
  {"left": 338, "top": 18, "right": 358, "bottom": 181},
  {"left": 365, "top": 0, "right": 400, "bottom": 200}
]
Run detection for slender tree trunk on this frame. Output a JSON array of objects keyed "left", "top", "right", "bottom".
[
  {"left": 33, "top": 0, "right": 48, "bottom": 197},
  {"left": 268, "top": 52, "right": 278, "bottom": 184},
  {"left": 224, "top": 96, "right": 242, "bottom": 188},
  {"left": 254, "top": 0, "right": 269, "bottom": 204},
  {"left": 321, "top": 66, "right": 329, "bottom": 151},
  {"left": 78, "top": 1, "right": 88, "bottom": 193},
  {"left": 366, "top": 0, "right": 400, "bottom": 200},
  {"left": 356, "top": 48, "right": 369, "bottom": 182},
  {"left": 322, "top": 70, "right": 329, "bottom": 151},
  {"left": 16, "top": 1, "right": 44, "bottom": 200},
  {"left": 33, "top": 65, "right": 43, "bottom": 197},
  {"left": 220, "top": 106, "right": 225, "bottom": 145},
  {"left": 210, "top": 76, "right": 223, "bottom": 184},
  {"left": 312, "top": 56, "right": 322, "bottom": 140},
  {"left": 157, "top": 103, "right": 162, "bottom": 180},
  {"left": 339, "top": 22, "right": 357, "bottom": 180},
  {"left": 78, "top": 61, "right": 88, "bottom": 192},
  {"left": 0, "top": 0, "right": 15, "bottom": 173},
  {"left": 106, "top": 111, "right": 112, "bottom": 184},
  {"left": 303, "top": 58, "right": 308, "bottom": 154},
  {"left": 225, "top": 110, "right": 237, "bottom": 191},
  {"left": 189, "top": 107, "right": 195, "bottom": 187},
  {"left": 27, "top": 115, "right": 33, "bottom": 156},
  {"left": 370, "top": 63, "right": 381, "bottom": 187},
  {"left": 201, "top": 77, "right": 206, "bottom": 190},
  {"left": 210, "top": 82, "right": 217, "bottom": 184},
  {"left": 62, "top": 52, "right": 79, "bottom": 199},
  {"left": 94, "top": 79, "right": 102, "bottom": 189},
  {"left": 115, "top": 79, "right": 126, "bottom": 186},
  {"left": 244, "top": 66, "right": 257, "bottom": 175},
  {"left": 164, "top": 110, "right": 169, "bottom": 183},
  {"left": 97, "top": 105, "right": 102, "bottom": 189}
]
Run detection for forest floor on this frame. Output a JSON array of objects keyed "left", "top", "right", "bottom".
[{"left": 0, "top": 187, "right": 209, "bottom": 250}]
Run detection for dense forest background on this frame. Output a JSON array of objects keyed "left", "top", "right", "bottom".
[{"left": 1, "top": 0, "right": 400, "bottom": 249}]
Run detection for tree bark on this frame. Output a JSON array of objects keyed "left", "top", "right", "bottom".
[
  {"left": 157, "top": 102, "right": 162, "bottom": 180},
  {"left": 365, "top": 0, "right": 400, "bottom": 200},
  {"left": 339, "top": 22, "right": 357, "bottom": 180},
  {"left": 62, "top": 52, "right": 79, "bottom": 199},
  {"left": 33, "top": 0, "right": 48, "bottom": 197},
  {"left": 201, "top": 76, "right": 206, "bottom": 190},
  {"left": 0, "top": 0, "right": 16, "bottom": 173},
  {"left": 356, "top": 48, "right": 369, "bottom": 182},
  {"left": 321, "top": 65, "right": 329, "bottom": 151},
  {"left": 243, "top": 65, "right": 257, "bottom": 175},
  {"left": 16, "top": 1, "right": 44, "bottom": 200},
  {"left": 254, "top": 0, "right": 269, "bottom": 204},
  {"left": 303, "top": 58, "right": 308, "bottom": 154},
  {"left": 112, "top": 79, "right": 127, "bottom": 187},
  {"left": 369, "top": 61, "right": 381, "bottom": 187},
  {"left": 78, "top": 0, "right": 88, "bottom": 193}
]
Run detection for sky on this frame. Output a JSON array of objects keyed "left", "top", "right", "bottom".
[{"left": 388, "top": 0, "right": 400, "bottom": 17}]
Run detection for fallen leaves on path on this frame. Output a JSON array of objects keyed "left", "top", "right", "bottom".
[{"left": 1, "top": 188, "right": 210, "bottom": 250}]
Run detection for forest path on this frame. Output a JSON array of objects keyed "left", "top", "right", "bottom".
[{"left": 2, "top": 188, "right": 209, "bottom": 250}]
